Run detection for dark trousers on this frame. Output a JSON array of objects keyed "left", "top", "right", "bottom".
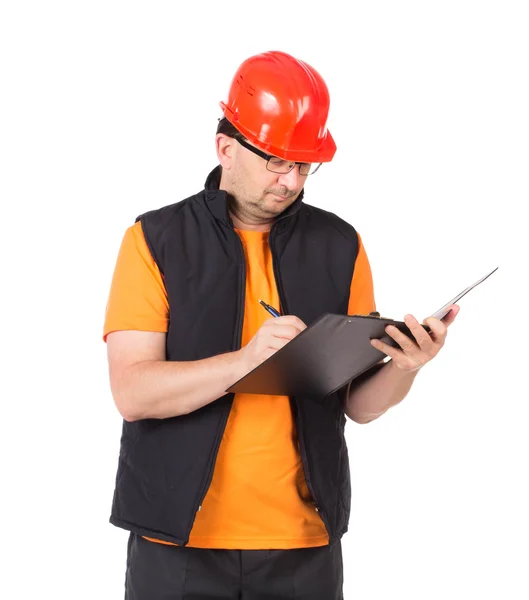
[{"left": 125, "top": 533, "right": 344, "bottom": 599}]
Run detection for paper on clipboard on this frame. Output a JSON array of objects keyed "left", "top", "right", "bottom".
[{"left": 430, "top": 267, "right": 498, "bottom": 320}]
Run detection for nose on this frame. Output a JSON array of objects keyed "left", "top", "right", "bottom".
[{"left": 277, "top": 164, "right": 303, "bottom": 190}]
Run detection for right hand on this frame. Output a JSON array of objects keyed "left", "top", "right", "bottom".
[{"left": 238, "top": 315, "right": 307, "bottom": 372}]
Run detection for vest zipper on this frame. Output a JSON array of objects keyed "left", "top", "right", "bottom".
[
  {"left": 293, "top": 403, "right": 332, "bottom": 540},
  {"left": 191, "top": 229, "right": 247, "bottom": 523},
  {"left": 269, "top": 224, "right": 333, "bottom": 542}
]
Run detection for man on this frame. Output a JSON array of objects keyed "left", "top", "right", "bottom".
[{"left": 103, "top": 50, "right": 459, "bottom": 599}]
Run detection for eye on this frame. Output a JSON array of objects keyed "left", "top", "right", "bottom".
[{"left": 268, "top": 157, "right": 288, "bottom": 168}]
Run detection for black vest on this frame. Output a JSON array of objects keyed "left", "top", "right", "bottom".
[{"left": 110, "top": 167, "right": 360, "bottom": 548}]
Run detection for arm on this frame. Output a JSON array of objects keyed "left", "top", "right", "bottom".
[
  {"left": 343, "top": 360, "right": 419, "bottom": 424},
  {"left": 106, "top": 330, "right": 247, "bottom": 421},
  {"left": 344, "top": 307, "right": 460, "bottom": 424},
  {"left": 107, "top": 316, "right": 306, "bottom": 422}
]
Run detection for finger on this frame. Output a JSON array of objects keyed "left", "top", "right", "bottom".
[
  {"left": 276, "top": 315, "right": 307, "bottom": 332},
  {"left": 370, "top": 338, "right": 423, "bottom": 372},
  {"left": 403, "top": 314, "right": 435, "bottom": 353},
  {"left": 268, "top": 324, "right": 304, "bottom": 340},
  {"left": 268, "top": 319, "right": 306, "bottom": 335},
  {"left": 423, "top": 316, "right": 449, "bottom": 343},
  {"left": 441, "top": 304, "right": 460, "bottom": 326},
  {"left": 267, "top": 336, "right": 294, "bottom": 351},
  {"left": 384, "top": 324, "right": 423, "bottom": 357},
  {"left": 370, "top": 338, "right": 405, "bottom": 361},
  {"left": 423, "top": 304, "right": 459, "bottom": 331}
]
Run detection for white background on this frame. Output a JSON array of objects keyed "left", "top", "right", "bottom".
[{"left": 1, "top": 1, "right": 527, "bottom": 598}]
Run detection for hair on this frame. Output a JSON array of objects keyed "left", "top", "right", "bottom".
[{"left": 216, "top": 116, "right": 245, "bottom": 141}]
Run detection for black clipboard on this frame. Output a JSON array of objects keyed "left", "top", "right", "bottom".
[
  {"left": 226, "top": 266, "right": 498, "bottom": 397},
  {"left": 226, "top": 314, "right": 415, "bottom": 397}
]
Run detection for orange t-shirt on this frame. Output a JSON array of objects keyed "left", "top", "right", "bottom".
[{"left": 104, "top": 220, "right": 376, "bottom": 550}]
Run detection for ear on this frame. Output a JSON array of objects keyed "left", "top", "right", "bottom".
[{"left": 216, "top": 134, "right": 236, "bottom": 170}]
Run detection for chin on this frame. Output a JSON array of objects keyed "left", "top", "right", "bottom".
[
  {"left": 264, "top": 202, "right": 289, "bottom": 216},
  {"left": 269, "top": 193, "right": 297, "bottom": 206}
]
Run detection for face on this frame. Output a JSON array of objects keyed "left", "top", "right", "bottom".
[{"left": 216, "top": 134, "right": 308, "bottom": 226}]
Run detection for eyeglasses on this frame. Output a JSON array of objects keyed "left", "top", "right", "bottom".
[{"left": 235, "top": 137, "right": 322, "bottom": 176}]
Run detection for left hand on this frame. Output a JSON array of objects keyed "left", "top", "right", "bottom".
[{"left": 370, "top": 305, "right": 460, "bottom": 373}]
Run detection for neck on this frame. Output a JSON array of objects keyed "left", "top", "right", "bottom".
[
  {"left": 219, "top": 170, "right": 274, "bottom": 232},
  {"left": 229, "top": 207, "right": 273, "bottom": 232}
]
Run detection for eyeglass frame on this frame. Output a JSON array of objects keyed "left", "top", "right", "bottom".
[{"left": 234, "top": 137, "right": 322, "bottom": 176}]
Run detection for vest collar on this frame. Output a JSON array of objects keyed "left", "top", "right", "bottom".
[{"left": 203, "top": 166, "right": 304, "bottom": 228}]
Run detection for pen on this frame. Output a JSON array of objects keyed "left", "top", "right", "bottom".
[{"left": 259, "top": 299, "right": 281, "bottom": 318}]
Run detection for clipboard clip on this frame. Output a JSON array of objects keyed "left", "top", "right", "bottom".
[
  {"left": 368, "top": 311, "right": 392, "bottom": 319},
  {"left": 368, "top": 310, "right": 431, "bottom": 334}
]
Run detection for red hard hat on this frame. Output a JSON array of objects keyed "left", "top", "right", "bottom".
[{"left": 219, "top": 51, "right": 336, "bottom": 163}]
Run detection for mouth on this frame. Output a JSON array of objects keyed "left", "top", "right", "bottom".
[{"left": 269, "top": 192, "right": 293, "bottom": 201}]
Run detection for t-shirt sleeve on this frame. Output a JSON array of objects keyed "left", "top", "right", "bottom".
[
  {"left": 347, "top": 233, "right": 376, "bottom": 315},
  {"left": 103, "top": 220, "right": 169, "bottom": 342}
]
